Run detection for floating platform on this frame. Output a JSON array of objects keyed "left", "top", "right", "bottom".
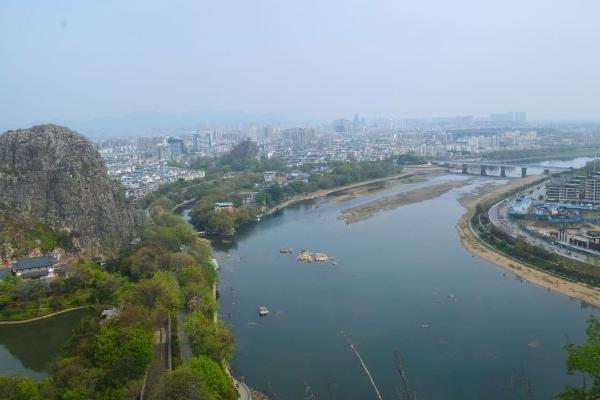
[
  {"left": 314, "top": 253, "right": 329, "bottom": 262},
  {"left": 297, "top": 251, "right": 313, "bottom": 262}
]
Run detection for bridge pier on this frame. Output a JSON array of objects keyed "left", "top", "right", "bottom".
[
  {"left": 500, "top": 166, "right": 506, "bottom": 177},
  {"left": 480, "top": 165, "right": 487, "bottom": 176},
  {"left": 521, "top": 167, "right": 527, "bottom": 177},
  {"left": 462, "top": 164, "right": 468, "bottom": 174}
]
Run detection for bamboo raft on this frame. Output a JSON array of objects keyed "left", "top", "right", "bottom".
[
  {"left": 393, "top": 350, "right": 416, "bottom": 400},
  {"left": 341, "top": 330, "right": 383, "bottom": 400}
]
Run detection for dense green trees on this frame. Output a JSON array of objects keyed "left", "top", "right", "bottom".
[
  {"left": 0, "top": 261, "right": 123, "bottom": 321},
  {"left": 93, "top": 324, "right": 154, "bottom": 386},
  {"left": 559, "top": 316, "right": 600, "bottom": 399},
  {"left": 0, "top": 376, "right": 41, "bottom": 400},
  {"left": 485, "top": 145, "right": 600, "bottom": 162},
  {"left": 152, "top": 356, "right": 237, "bottom": 400},
  {"left": 185, "top": 311, "right": 234, "bottom": 363},
  {"left": 44, "top": 313, "right": 153, "bottom": 399},
  {"left": 0, "top": 203, "right": 233, "bottom": 399},
  {"left": 208, "top": 211, "right": 236, "bottom": 236},
  {"left": 126, "top": 272, "right": 182, "bottom": 318}
]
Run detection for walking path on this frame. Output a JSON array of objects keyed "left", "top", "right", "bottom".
[
  {"left": 177, "top": 310, "right": 192, "bottom": 362},
  {"left": 0, "top": 306, "right": 89, "bottom": 325}
]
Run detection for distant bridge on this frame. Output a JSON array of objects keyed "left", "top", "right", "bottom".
[{"left": 433, "top": 160, "right": 572, "bottom": 177}]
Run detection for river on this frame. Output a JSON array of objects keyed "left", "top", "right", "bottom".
[
  {"left": 213, "top": 167, "right": 599, "bottom": 399},
  {"left": 0, "top": 157, "right": 597, "bottom": 395}
]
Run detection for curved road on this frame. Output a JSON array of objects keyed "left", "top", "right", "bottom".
[{"left": 488, "top": 182, "right": 592, "bottom": 263}]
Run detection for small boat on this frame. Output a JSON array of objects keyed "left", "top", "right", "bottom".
[
  {"left": 332, "top": 261, "right": 338, "bottom": 266},
  {"left": 421, "top": 324, "right": 430, "bottom": 329},
  {"left": 258, "top": 306, "right": 270, "bottom": 317},
  {"left": 314, "top": 253, "right": 329, "bottom": 262}
]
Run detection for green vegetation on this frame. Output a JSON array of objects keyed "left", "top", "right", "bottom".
[
  {"left": 152, "top": 355, "right": 237, "bottom": 400},
  {"left": 0, "top": 376, "right": 41, "bottom": 400},
  {"left": 395, "top": 153, "right": 426, "bottom": 165},
  {"left": 186, "top": 156, "right": 404, "bottom": 236},
  {"left": 185, "top": 311, "right": 234, "bottom": 363},
  {"left": 485, "top": 145, "right": 600, "bottom": 162},
  {"left": 584, "top": 160, "right": 600, "bottom": 174},
  {"left": 0, "top": 217, "right": 74, "bottom": 261},
  {"left": 0, "top": 199, "right": 234, "bottom": 399},
  {"left": 0, "top": 261, "right": 122, "bottom": 321},
  {"left": 559, "top": 316, "right": 600, "bottom": 399}
]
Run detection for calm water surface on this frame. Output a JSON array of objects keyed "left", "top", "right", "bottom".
[
  {"left": 0, "top": 309, "right": 90, "bottom": 380},
  {"left": 215, "top": 174, "right": 598, "bottom": 400},
  {"left": 0, "top": 157, "right": 597, "bottom": 393}
]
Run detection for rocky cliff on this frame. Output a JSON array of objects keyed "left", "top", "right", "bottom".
[{"left": 0, "top": 124, "right": 135, "bottom": 256}]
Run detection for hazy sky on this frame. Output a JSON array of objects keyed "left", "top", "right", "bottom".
[{"left": 1, "top": 0, "right": 599, "bottom": 124}]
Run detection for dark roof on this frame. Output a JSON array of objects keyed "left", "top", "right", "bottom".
[
  {"left": 13, "top": 256, "right": 56, "bottom": 271},
  {"left": 0, "top": 268, "right": 11, "bottom": 280}
]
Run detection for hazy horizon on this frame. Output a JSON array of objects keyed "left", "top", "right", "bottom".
[{"left": 1, "top": 0, "right": 599, "bottom": 126}]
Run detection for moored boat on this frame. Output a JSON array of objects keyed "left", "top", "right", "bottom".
[{"left": 258, "top": 306, "right": 270, "bottom": 316}]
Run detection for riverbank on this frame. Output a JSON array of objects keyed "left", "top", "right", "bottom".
[
  {"left": 456, "top": 176, "right": 600, "bottom": 308},
  {"left": 338, "top": 179, "right": 468, "bottom": 224},
  {"left": 326, "top": 175, "right": 428, "bottom": 205},
  {"left": 264, "top": 165, "right": 445, "bottom": 216}
]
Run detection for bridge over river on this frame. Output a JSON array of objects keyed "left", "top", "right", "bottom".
[{"left": 433, "top": 160, "right": 572, "bottom": 177}]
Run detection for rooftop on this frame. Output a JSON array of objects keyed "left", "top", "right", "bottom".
[{"left": 12, "top": 255, "right": 56, "bottom": 271}]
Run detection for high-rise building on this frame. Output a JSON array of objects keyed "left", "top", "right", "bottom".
[
  {"left": 156, "top": 143, "right": 169, "bottom": 160},
  {"left": 333, "top": 119, "right": 352, "bottom": 135},
  {"left": 352, "top": 114, "right": 361, "bottom": 133},
  {"left": 490, "top": 111, "right": 526, "bottom": 123},
  {"left": 192, "top": 133, "right": 202, "bottom": 153},
  {"left": 166, "top": 137, "right": 186, "bottom": 157},
  {"left": 282, "top": 128, "right": 315, "bottom": 147}
]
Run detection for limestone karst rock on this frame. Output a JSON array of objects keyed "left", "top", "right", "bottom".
[{"left": 0, "top": 124, "right": 135, "bottom": 255}]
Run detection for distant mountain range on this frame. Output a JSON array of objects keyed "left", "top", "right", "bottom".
[{"left": 1, "top": 110, "right": 318, "bottom": 138}]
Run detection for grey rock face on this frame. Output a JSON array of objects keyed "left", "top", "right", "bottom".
[{"left": 0, "top": 124, "right": 135, "bottom": 255}]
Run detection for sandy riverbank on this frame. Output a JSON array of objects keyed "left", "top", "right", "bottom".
[
  {"left": 326, "top": 175, "right": 429, "bottom": 205},
  {"left": 456, "top": 176, "right": 600, "bottom": 308},
  {"left": 264, "top": 165, "right": 446, "bottom": 216},
  {"left": 338, "top": 180, "right": 469, "bottom": 224}
]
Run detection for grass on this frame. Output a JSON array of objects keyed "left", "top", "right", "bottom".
[{"left": 0, "top": 289, "right": 99, "bottom": 321}]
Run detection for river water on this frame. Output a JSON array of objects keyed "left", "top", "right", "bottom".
[
  {"left": 0, "top": 157, "right": 596, "bottom": 394},
  {"left": 214, "top": 169, "right": 599, "bottom": 399}
]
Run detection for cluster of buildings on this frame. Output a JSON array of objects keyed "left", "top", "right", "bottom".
[
  {"left": 117, "top": 163, "right": 205, "bottom": 199},
  {"left": 263, "top": 170, "right": 310, "bottom": 186},
  {"left": 91, "top": 112, "right": 600, "bottom": 203},
  {"left": 93, "top": 112, "right": 545, "bottom": 172},
  {"left": 552, "top": 228, "right": 600, "bottom": 252},
  {"left": 508, "top": 175, "right": 600, "bottom": 224},
  {"left": 545, "top": 174, "right": 600, "bottom": 204}
]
